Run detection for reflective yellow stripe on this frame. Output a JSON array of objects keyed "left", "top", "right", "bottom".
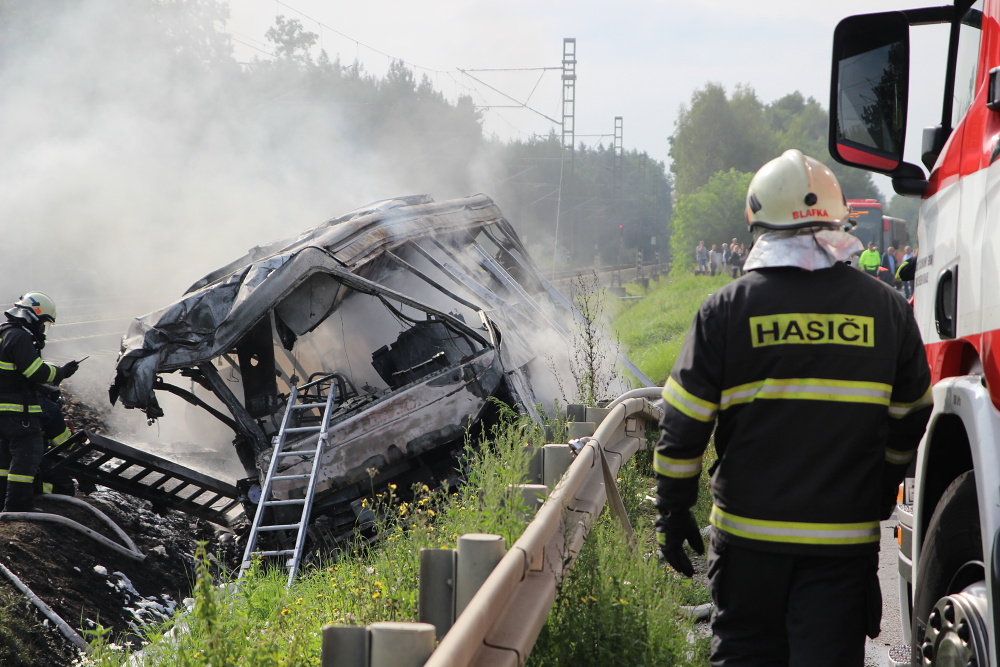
[
  {"left": 885, "top": 447, "right": 915, "bottom": 466},
  {"left": 662, "top": 377, "right": 718, "bottom": 423},
  {"left": 0, "top": 469, "right": 7, "bottom": 477},
  {"left": 0, "top": 361, "right": 14, "bottom": 371},
  {"left": 7, "top": 474, "right": 33, "bottom": 484},
  {"left": 22, "top": 358, "right": 42, "bottom": 378},
  {"left": 42, "top": 483, "right": 53, "bottom": 494},
  {"left": 0, "top": 404, "right": 41, "bottom": 413},
  {"left": 709, "top": 505, "right": 880, "bottom": 545},
  {"left": 720, "top": 378, "right": 891, "bottom": 410},
  {"left": 50, "top": 428, "right": 72, "bottom": 446},
  {"left": 654, "top": 452, "right": 703, "bottom": 479},
  {"left": 43, "top": 363, "right": 56, "bottom": 383},
  {"left": 888, "top": 386, "right": 933, "bottom": 419}
]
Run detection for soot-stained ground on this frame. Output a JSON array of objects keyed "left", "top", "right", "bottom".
[{"left": 0, "top": 393, "right": 241, "bottom": 667}]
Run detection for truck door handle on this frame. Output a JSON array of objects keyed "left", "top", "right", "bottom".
[{"left": 934, "top": 265, "right": 958, "bottom": 339}]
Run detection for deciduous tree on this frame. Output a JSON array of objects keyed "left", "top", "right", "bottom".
[{"left": 669, "top": 169, "right": 753, "bottom": 275}]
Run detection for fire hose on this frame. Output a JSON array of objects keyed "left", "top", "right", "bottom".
[
  {"left": 1, "top": 494, "right": 145, "bottom": 562},
  {"left": 0, "top": 495, "right": 147, "bottom": 653}
]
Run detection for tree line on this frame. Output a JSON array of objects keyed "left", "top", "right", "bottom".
[{"left": 0, "top": 0, "right": 911, "bottom": 294}]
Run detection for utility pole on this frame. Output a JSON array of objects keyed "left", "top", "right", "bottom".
[
  {"left": 561, "top": 39, "right": 577, "bottom": 159},
  {"left": 614, "top": 116, "right": 623, "bottom": 276},
  {"left": 557, "top": 38, "right": 577, "bottom": 265},
  {"left": 613, "top": 116, "right": 623, "bottom": 224}
]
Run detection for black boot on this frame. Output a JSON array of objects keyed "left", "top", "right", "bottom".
[
  {"left": 0, "top": 477, "right": 6, "bottom": 504},
  {"left": 3, "top": 481, "right": 35, "bottom": 513}
]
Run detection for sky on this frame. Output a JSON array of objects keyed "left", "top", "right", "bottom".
[
  {"left": 228, "top": 0, "right": 951, "bottom": 184},
  {"left": 1, "top": 0, "right": 954, "bottom": 324},
  {"left": 0, "top": 0, "right": 955, "bottom": 445}
]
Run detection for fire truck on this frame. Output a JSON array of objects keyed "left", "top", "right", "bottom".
[
  {"left": 848, "top": 198, "right": 912, "bottom": 254},
  {"left": 830, "top": 1, "right": 1000, "bottom": 663}
]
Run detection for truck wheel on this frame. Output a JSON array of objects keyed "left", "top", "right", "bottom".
[{"left": 911, "top": 470, "right": 988, "bottom": 665}]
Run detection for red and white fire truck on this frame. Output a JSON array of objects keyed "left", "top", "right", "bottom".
[{"left": 830, "top": 1, "right": 1000, "bottom": 663}]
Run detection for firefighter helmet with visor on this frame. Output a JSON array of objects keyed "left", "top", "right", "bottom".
[
  {"left": 10, "top": 292, "right": 57, "bottom": 324},
  {"left": 745, "top": 149, "right": 849, "bottom": 231}
]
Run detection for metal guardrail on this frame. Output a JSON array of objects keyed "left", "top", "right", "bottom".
[
  {"left": 322, "top": 394, "right": 663, "bottom": 666},
  {"left": 425, "top": 396, "right": 660, "bottom": 667}
]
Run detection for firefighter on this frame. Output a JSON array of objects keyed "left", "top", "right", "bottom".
[
  {"left": 654, "top": 150, "right": 932, "bottom": 666},
  {"left": 0, "top": 293, "right": 78, "bottom": 512}
]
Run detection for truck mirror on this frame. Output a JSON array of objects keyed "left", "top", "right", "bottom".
[{"left": 829, "top": 12, "right": 910, "bottom": 174}]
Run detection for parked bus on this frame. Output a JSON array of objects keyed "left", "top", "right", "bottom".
[{"left": 847, "top": 198, "right": 910, "bottom": 251}]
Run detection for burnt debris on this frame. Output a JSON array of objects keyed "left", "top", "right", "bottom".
[{"left": 106, "top": 193, "right": 638, "bottom": 529}]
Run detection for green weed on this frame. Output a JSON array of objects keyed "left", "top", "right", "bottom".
[{"left": 528, "top": 455, "right": 710, "bottom": 666}]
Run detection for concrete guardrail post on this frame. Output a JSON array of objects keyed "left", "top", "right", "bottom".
[
  {"left": 508, "top": 482, "right": 548, "bottom": 521},
  {"left": 565, "top": 403, "right": 587, "bottom": 423},
  {"left": 369, "top": 622, "right": 436, "bottom": 667},
  {"left": 542, "top": 444, "right": 574, "bottom": 489},
  {"left": 585, "top": 406, "right": 611, "bottom": 425},
  {"left": 566, "top": 421, "right": 596, "bottom": 439},
  {"left": 321, "top": 624, "right": 368, "bottom": 667},
  {"left": 525, "top": 445, "right": 543, "bottom": 484},
  {"left": 455, "top": 533, "right": 506, "bottom": 617},
  {"left": 419, "top": 547, "right": 456, "bottom": 640},
  {"left": 517, "top": 483, "right": 548, "bottom": 514}
]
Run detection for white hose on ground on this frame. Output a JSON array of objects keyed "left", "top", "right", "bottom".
[
  {"left": 0, "top": 495, "right": 144, "bottom": 562},
  {"left": 0, "top": 560, "right": 89, "bottom": 652},
  {"left": 41, "top": 494, "right": 143, "bottom": 556}
]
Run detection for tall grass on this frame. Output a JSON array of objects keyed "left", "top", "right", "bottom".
[
  {"left": 0, "top": 589, "right": 45, "bottom": 666},
  {"left": 528, "top": 453, "right": 710, "bottom": 666},
  {"left": 613, "top": 274, "right": 731, "bottom": 385},
  {"left": 80, "top": 404, "right": 709, "bottom": 666}
]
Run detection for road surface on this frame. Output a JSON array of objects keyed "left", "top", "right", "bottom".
[{"left": 866, "top": 515, "right": 906, "bottom": 666}]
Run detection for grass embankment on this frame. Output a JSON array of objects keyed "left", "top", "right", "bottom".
[
  {"left": 613, "top": 273, "right": 732, "bottom": 385},
  {"left": 76, "top": 272, "right": 721, "bottom": 666}
]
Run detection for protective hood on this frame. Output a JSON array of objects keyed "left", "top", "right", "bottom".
[{"left": 743, "top": 227, "right": 864, "bottom": 272}]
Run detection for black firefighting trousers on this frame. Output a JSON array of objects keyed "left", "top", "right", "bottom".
[
  {"left": 707, "top": 530, "right": 881, "bottom": 667},
  {"left": 0, "top": 413, "right": 43, "bottom": 488}
]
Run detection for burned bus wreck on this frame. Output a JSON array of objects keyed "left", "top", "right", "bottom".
[{"left": 108, "top": 194, "right": 629, "bottom": 529}]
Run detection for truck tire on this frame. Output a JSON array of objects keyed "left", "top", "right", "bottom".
[{"left": 911, "top": 470, "right": 988, "bottom": 665}]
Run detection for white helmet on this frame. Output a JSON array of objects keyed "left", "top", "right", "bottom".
[
  {"left": 745, "top": 149, "right": 849, "bottom": 231},
  {"left": 8, "top": 292, "right": 57, "bottom": 324}
]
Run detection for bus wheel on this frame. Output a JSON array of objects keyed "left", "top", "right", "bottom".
[{"left": 911, "top": 471, "right": 988, "bottom": 665}]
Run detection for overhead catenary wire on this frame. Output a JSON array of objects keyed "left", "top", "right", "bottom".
[
  {"left": 458, "top": 69, "right": 562, "bottom": 126},
  {"left": 233, "top": 0, "right": 568, "bottom": 142}
]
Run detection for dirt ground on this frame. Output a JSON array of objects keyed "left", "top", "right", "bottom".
[{"left": 0, "top": 394, "right": 241, "bottom": 667}]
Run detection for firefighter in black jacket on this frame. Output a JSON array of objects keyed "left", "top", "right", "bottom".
[
  {"left": 654, "top": 150, "right": 932, "bottom": 666},
  {"left": 0, "top": 293, "right": 78, "bottom": 512}
]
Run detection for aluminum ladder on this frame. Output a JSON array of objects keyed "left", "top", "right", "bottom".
[{"left": 239, "top": 374, "right": 338, "bottom": 586}]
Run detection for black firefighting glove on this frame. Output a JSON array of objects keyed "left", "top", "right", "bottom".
[
  {"left": 61, "top": 360, "right": 79, "bottom": 379},
  {"left": 657, "top": 509, "right": 704, "bottom": 577}
]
